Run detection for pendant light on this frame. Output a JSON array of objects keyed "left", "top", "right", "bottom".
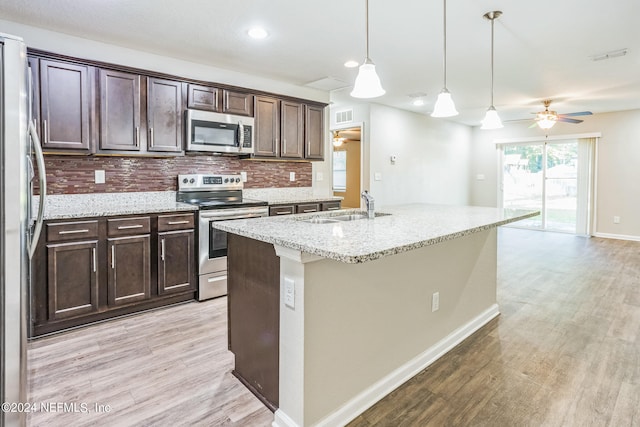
[
  {"left": 351, "top": 0, "right": 385, "bottom": 98},
  {"left": 481, "top": 11, "right": 503, "bottom": 130},
  {"left": 431, "top": 0, "right": 458, "bottom": 117}
]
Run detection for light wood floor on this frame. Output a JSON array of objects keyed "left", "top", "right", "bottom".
[{"left": 27, "top": 228, "right": 640, "bottom": 426}]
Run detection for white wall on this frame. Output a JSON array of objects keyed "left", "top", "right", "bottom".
[
  {"left": 329, "top": 103, "right": 472, "bottom": 209},
  {"left": 469, "top": 109, "right": 640, "bottom": 239}
]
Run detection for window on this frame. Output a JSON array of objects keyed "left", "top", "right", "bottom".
[{"left": 333, "top": 151, "right": 347, "bottom": 191}]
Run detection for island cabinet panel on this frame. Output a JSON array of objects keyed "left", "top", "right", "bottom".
[
  {"left": 31, "top": 213, "right": 196, "bottom": 337},
  {"left": 147, "top": 77, "right": 184, "bottom": 153},
  {"left": 107, "top": 235, "right": 151, "bottom": 306},
  {"left": 280, "top": 101, "right": 304, "bottom": 159},
  {"left": 222, "top": 89, "right": 254, "bottom": 117},
  {"left": 46, "top": 241, "right": 99, "bottom": 320},
  {"left": 254, "top": 96, "right": 280, "bottom": 157},
  {"left": 227, "top": 234, "right": 280, "bottom": 411},
  {"left": 39, "top": 59, "right": 93, "bottom": 152},
  {"left": 187, "top": 84, "right": 219, "bottom": 112},
  {"left": 99, "top": 69, "right": 142, "bottom": 151},
  {"left": 321, "top": 201, "right": 342, "bottom": 211},
  {"left": 304, "top": 104, "right": 324, "bottom": 160}
]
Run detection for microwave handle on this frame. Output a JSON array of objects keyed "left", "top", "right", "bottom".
[{"left": 238, "top": 121, "right": 244, "bottom": 147}]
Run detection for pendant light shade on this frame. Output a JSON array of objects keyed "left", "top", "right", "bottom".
[
  {"left": 431, "top": 0, "right": 458, "bottom": 118},
  {"left": 351, "top": 0, "right": 385, "bottom": 99},
  {"left": 480, "top": 11, "right": 503, "bottom": 130}
]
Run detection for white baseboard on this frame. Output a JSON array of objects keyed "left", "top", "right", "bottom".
[
  {"left": 593, "top": 232, "right": 640, "bottom": 242},
  {"left": 272, "top": 304, "right": 500, "bottom": 427}
]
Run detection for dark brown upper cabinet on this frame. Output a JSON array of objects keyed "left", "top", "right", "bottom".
[
  {"left": 39, "top": 59, "right": 94, "bottom": 153},
  {"left": 99, "top": 69, "right": 141, "bottom": 151},
  {"left": 147, "top": 77, "right": 185, "bottom": 153},
  {"left": 254, "top": 96, "right": 280, "bottom": 157},
  {"left": 222, "top": 89, "right": 254, "bottom": 117},
  {"left": 280, "top": 101, "right": 304, "bottom": 159},
  {"left": 187, "top": 84, "right": 219, "bottom": 112},
  {"left": 304, "top": 104, "right": 324, "bottom": 160}
]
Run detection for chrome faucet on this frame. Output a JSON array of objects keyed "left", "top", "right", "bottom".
[{"left": 361, "top": 190, "right": 375, "bottom": 219}]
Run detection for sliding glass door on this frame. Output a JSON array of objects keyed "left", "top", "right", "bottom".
[{"left": 500, "top": 138, "right": 593, "bottom": 234}]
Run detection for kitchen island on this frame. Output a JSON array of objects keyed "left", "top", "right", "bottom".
[{"left": 213, "top": 204, "right": 537, "bottom": 427}]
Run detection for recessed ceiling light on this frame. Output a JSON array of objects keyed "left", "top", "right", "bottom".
[
  {"left": 344, "top": 60, "right": 359, "bottom": 68},
  {"left": 248, "top": 27, "right": 268, "bottom": 40},
  {"left": 412, "top": 99, "right": 425, "bottom": 107}
]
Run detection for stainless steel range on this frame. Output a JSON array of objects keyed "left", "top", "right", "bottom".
[{"left": 177, "top": 174, "right": 268, "bottom": 300}]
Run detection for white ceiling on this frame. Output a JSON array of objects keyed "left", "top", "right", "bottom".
[{"left": 1, "top": 0, "right": 639, "bottom": 126}]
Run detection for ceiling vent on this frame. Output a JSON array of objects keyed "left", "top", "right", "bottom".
[{"left": 335, "top": 109, "right": 353, "bottom": 124}]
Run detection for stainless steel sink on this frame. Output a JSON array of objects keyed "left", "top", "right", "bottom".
[
  {"left": 301, "top": 218, "right": 340, "bottom": 224},
  {"left": 332, "top": 213, "right": 369, "bottom": 221},
  {"left": 297, "top": 212, "right": 390, "bottom": 224}
]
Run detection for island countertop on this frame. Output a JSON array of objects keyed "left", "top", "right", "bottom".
[{"left": 213, "top": 204, "right": 538, "bottom": 264}]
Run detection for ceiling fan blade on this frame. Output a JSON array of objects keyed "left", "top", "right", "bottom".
[
  {"left": 559, "top": 111, "right": 593, "bottom": 117},
  {"left": 528, "top": 122, "right": 538, "bottom": 128},
  {"left": 557, "top": 117, "right": 583, "bottom": 124}
]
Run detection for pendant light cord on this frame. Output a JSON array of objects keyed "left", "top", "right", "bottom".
[
  {"left": 490, "top": 16, "right": 495, "bottom": 106},
  {"left": 442, "top": 0, "right": 447, "bottom": 88},
  {"left": 365, "top": 0, "right": 370, "bottom": 61}
]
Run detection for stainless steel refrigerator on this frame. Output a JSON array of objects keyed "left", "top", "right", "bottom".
[{"left": 1, "top": 33, "right": 46, "bottom": 427}]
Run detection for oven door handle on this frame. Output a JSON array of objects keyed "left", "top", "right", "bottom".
[{"left": 203, "top": 213, "right": 266, "bottom": 221}]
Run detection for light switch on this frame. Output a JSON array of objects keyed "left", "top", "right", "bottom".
[
  {"left": 284, "top": 277, "right": 295, "bottom": 309},
  {"left": 290, "top": 172, "right": 296, "bottom": 182},
  {"left": 316, "top": 172, "right": 324, "bottom": 181},
  {"left": 476, "top": 174, "right": 486, "bottom": 181},
  {"left": 95, "top": 170, "right": 105, "bottom": 184},
  {"left": 240, "top": 171, "right": 248, "bottom": 182},
  {"left": 374, "top": 172, "right": 382, "bottom": 181}
]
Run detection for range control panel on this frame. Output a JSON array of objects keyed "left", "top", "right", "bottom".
[{"left": 178, "top": 174, "right": 243, "bottom": 191}]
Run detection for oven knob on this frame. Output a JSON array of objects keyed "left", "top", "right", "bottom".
[
  {"left": 189, "top": 178, "right": 195, "bottom": 184},
  {"left": 235, "top": 178, "right": 241, "bottom": 183},
  {"left": 224, "top": 178, "right": 229, "bottom": 183},
  {"left": 182, "top": 178, "right": 188, "bottom": 184}
]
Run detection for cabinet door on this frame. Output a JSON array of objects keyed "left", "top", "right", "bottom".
[
  {"left": 39, "top": 59, "right": 93, "bottom": 152},
  {"left": 254, "top": 96, "right": 280, "bottom": 157},
  {"left": 147, "top": 77, "right": 184, "bottom": 153},
  {"left": 304, "top": 104, "right": 324, "bottom": 160},
  {"left": 280, "top": 101, "right": 304, "bottom": 159},
  {"left": 158, "top": 230, "right": 195, "bottom": 295},
  {"left": 99, "top": 69, "right": 141, "bottom": 151},
  {"left": 47, "top": 241, "right": 99, "bottom": 320},
  {"left": 187, "top": 84, "right": 219, "bottom": 112},
  {"left": 107, "top": 235, "right": 151, "bottom": 306},
  {"left": 222, "top": 90, "right": 254, "bottom": 116}
]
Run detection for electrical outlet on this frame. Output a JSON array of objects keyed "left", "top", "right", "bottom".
[
  {"left": 316, "top": 172, "right": 324, "bottom": 181},
  {"left": 284, "top": 278, "right": 295, "bottom": 309},
  {"left": 240, "top": 171, "right": 248, "bottom": 182},
  {"left": 374, "top": 172, "right": 382, "bottom": 181},
  {"left": 431, "top": 292, "right": 440, "bottom": 312},
  {"left": 290, "top": 172, "right": 296, "bottom": 182},
  {"left": 613, "top": 216, "right": 621, "bottom": 224},
  {"left": 476, "top": 174, "right": 486, "bottom": 181},
  {"left": 95, "top": 170, "right": 105, "bottom": 184}
]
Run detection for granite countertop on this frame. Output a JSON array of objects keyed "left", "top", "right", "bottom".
[
  {"left": 38, "top": 192, "right": 197, "bottom": 220},
  {"left": 212, "top": 204, "right": 539, "bottom": 264}
]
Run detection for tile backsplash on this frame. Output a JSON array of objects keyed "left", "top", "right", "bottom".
[{"left": 39, "top": 155, "right": 312, "bottom": 194}]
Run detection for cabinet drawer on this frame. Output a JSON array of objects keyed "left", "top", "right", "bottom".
[
  {"left": 321, "top": 201, "right": 342, "bottom": 211},
  {"left": 47, "top": 220, "right": 99, "bottom": 242},
  {"left": 269, "top": 205, "right": 295, "bottom": 216},
  {"left": 158, "top": 213, "right": 194, "bottom": 231},
  {"left": 296, "top": 203, "right": 320, "bottom": 214},
  {"left": 107, "top": 217, "right": 150, "bottom": 237}
]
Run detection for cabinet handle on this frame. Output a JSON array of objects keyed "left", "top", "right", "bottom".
[
  {"left": 167, "top": 220, "right": 189, "bottom": 225},
  {"left": 275, "top": 211, "right": 291, "bottom": 215},
  {"left": 207, "top": 276, "right": 226, "bottom": 283},
  {"left": 117, "top": 224, "right": 144, "bottom": 230},
  {"left": 92, "top": 247, "right": 96, "bottom": 273},
  {"left": 135, "top": 126, "right": 140, "bottom": 147},
  {"left": 160, "top": 238, "right": 166, "bottom": 261},
  {"left": 302, "top": 209, "right": 316, "bottom": 213},
  {"left": 58, "top": 229, "right": 90, "bottom": 235},
  {"left": 111, "top": 245, "right": 115, "bottom": 269},
  {"left": 327, "top": 207, "right": 340, "bottom": 211},
  {"left": 43, "top": 119, "right": 49, "bottom": 144},
  {"left": 149, "top": 127, "right": 154, "bottom": 147}
]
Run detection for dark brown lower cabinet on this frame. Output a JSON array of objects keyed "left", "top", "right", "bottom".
[
  {"left": 228, "top": 233, "right": 280, "bottom": 411},
  {"left": 31, "top": 213, "right": 196, "bottom": 337},
  {"left": 108, "top": 235, "right": 151, "bottom": 306},
  {"left": 46, "top": 240, "right": 99, "bottom": 320},
  {"left": 158, "top": 230, "right": 194, "bottom": 295}
]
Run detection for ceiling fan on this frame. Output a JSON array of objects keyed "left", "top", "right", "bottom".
[{"left": 530, "top": 99, "right": 592, "bottom": 130}]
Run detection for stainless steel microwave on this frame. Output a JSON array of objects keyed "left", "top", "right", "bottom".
[{"left": 185, "top": 109, "right": 254, "bottom": 155}]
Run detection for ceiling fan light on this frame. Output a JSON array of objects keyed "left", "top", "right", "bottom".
[
  {"left": 431, "top": 89, "right": 459, "bottom": 117},
  {"left": 350, "top": 60, "right": 385, "bottom": 98},
  {"left": 537, "top": 117, "right": 557, "bottom": 130},
  {"left": 481, "top": 106, "right": 503, "bottom": 130}
]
